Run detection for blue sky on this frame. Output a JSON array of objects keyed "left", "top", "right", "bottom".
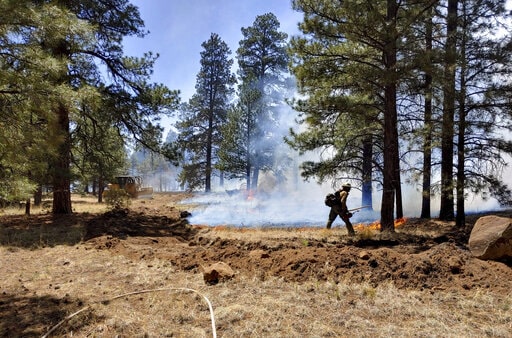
[{"left": 123, "top": 0, "right": 302, "bottom": 104}]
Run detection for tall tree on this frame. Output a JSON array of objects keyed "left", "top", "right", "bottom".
[
  {"left": 439, "top": 0, "right": 458, "bottom": 221},
  {"left": 176, "top": 33, "right": 235, "bottom": 192},
  {"left": 234, "top": 13, "right": 289, "bottom": 189},
  {"left": 0, "top": 0, "right": 74, "bottom": 207},
  {"left": 218, "top": 81, "right": 262, "bottom": 189},
  {"left": 453, "top": 0, "right": 512, "bottom": 225},
  {"left": 420, "top": 6, "right": 434, "bottom": 219},
  {"left": 380, "top": 0, "right": 400, "bottom": 231},
  {"left": 26, "top": 0, "right": 179, "bottom": 213}
]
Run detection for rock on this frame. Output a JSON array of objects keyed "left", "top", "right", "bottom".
[
  {"left": 180, "top": 210, "right": 192, "bottom": 218},
  {"left": 203, "top": 262, "right": 235, "bottom": 285},
  {"left": 249, "top": 249, "right": 270, "bottom": 259},
  {"left": 358, "top": 250, "right": 370, "bottom": 260},
  {"left": 468, "top": 216, "right": 512, "bottom": 260}
]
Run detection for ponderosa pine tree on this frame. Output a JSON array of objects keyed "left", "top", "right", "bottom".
[
  {"left": 286, "top": 2, "right": 386, "bottom": 211},
  {"left": 453, "top": 0, "right": 512, "bottom": 226},
  {"left": 24, "top": 0, "right": 178, "bottom": 213},
  {"left": 439, "top": 0, "right": 458, "bottom": 221},
  {"left": 217, "top": 80, "right": 262, "bottom": 189},
  {"left": 176, "top": 33, "right": 235, "bottom": 192},
  {"left": 0, "top": 1, "right": 78, "bottom": 209},
  {"left": 234, "top": 13, "right": 289, "bottom": 189},
  {"left": 420, "top": 6, "right": 435, "bottom": 219}
]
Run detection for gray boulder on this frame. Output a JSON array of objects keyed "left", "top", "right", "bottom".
[{"left": 468, "top": 215, "right": 512, "bottom": 260}]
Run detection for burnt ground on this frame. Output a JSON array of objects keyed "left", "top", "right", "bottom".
[{"left": 2, "top": 192, "right": 512, "bottom": 294}]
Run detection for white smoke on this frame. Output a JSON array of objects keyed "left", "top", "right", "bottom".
[
  {"left": 182, "top": 178, "right": 378, "bottom": 227},
  {"left": 181, "top": 167, "right": 510, "bottom": 227},
  {"left": 180, "top": 100, "right": 381, "bottom": 228},
  {"left": 178, "top": 87, "right": 511, "bottom": 227}
]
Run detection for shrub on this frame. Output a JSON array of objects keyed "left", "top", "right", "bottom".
[{"left": 103, "top": 189, "right": 131, "bottom": 210}]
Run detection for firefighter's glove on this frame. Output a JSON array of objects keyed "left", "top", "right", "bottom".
[{"left": 347, "top": 212, "right": 353, "bottom": 218}]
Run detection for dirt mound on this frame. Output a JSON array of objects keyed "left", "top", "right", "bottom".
[
  {"left": 83, "top": 208, "right": 196, "bottom": 241},
  {"left": 83, "top": 197, "right": 512, "bottom": 294}
]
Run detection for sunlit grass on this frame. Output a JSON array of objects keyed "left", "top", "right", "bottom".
[
  {"left": 3, "top": 246, "right": 510, "bottom": 337},
  {"left": 0, "top": 194, "right": 108, "bottom": 216}
]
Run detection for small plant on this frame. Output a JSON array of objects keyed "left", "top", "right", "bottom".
[
  {"left": 358, "top": 226, "right": 375, "bottom": 239},
  {"left": 363, "top": 286, "right": 377, "bottom": 299},
  {"left": 103, "top": 189, "right": 131, "bottom": 210}
]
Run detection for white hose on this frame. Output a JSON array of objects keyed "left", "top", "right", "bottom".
[{"left": 41, "top": 287, "right": 216, "bottom": 338}]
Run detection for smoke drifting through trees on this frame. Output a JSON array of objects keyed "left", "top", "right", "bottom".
[{"left": 182, "top": 103, "right": 377, "bottom": 227}]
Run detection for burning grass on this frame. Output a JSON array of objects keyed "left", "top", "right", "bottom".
[
  {"left": 201, "top": 217, "right": 410, "bottom": 243},
  {"left": 353, "top": 217, "right": 408, "bottom": 232}
]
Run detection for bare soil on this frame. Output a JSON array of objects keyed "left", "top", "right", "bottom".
[{"left": 1, "top": 192, "right": 512, "bottom": 337}]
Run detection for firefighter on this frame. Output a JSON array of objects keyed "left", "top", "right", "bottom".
[{"left": 326, "top": 182, "right": 356, "bottom": 236}]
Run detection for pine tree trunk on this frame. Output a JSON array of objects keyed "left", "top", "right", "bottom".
[
  {"left": 456, "top": 105, "right": 466, "bottom": 227},
  {"left": 252, "top": 165, "right": 259, "bottom": 191},
  {"left": 394, "top": 152, "right": 403, "bottom": 219},
  {"left": 380, "top": 0, "right": 399, "bottom": 232},
  {"left": 205, "top": 113, "right": 213, "bottom": 192},
  {"left": 246, "top": 161, "right": 251, "bottom": 191},
  {"left": 421, "top": 89, "right": 433, "bottom": 218},
  {"left": 98, "top": 176, "right": 104, "bottom": 203},
  {"left": 25, "top": 198, "right": 30, "bottom": 215},
  {"left": 362, "top": 135, "right": 373, "bottom": 209},
  {"left": 34, "top": 186, "right": 42, "bottom": 206},
  {"left": 456, "top": 2, "right": 467, "bottom": 228},
  {"left": 439, "top": 0, "right": 458, "bottom": 221},
  {"left": 52, "top": 104, "right": 72, "bottom": 214},
  {"left": 421, "top": 9, "right": 433, "bottom": 219}
]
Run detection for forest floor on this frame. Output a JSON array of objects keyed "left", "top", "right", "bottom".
[{"left": 1, "top": 192, "right": 511, "bottom": 337}]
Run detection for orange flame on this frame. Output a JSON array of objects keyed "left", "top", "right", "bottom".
[
  {"left": 245, "top": 189, "right": 256, "bottom": 201},
  {"left": 354, "top": 217, "right": 407, "bottom": 231}
]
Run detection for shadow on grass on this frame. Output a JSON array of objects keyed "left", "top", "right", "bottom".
[
  {"left": 0, "top": 209, "right": 198, "bottom": 248},
  {"left": 0, "top": 214, "right": 87, "bottom": 248},
  {"left": 0, "top": 292, "right": 100, "bottom": 337}
]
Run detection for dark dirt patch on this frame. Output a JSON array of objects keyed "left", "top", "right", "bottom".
[
  {"left": 0, "top": 291, "right": 95, "bottom": 337},
  {"left": 0, "top": 213, "right": 89, "bottom": 248},
  {"left": 83, "top": 208, "right": 197, "bottom": 242}
]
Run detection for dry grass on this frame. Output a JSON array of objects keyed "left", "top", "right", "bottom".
[
  {"left": 2, "top": 194, "right": 512, "bottom": 337},
  {"left": 2, "top": 245, "right": 511, "bottom": 337},
  {"left": 0, "top": 194, "right": 109, "bottom": 216}
]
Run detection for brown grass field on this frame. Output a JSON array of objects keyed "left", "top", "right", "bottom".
[{"left": 1, "top": 192, "right": 511, "bottom": 337}]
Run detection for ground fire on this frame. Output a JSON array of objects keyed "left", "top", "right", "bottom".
[{"left": 354, "top": 217, "right": 407, "bottom": 232}]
